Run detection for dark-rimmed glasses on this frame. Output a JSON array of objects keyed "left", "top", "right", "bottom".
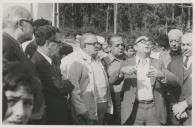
[{"left": 20, "top": 19, "right": 34, "bottom": 26}]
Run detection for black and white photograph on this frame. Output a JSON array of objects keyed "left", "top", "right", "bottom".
[{"left": 1, "top": 0, "right": 193, "bottom": 126}]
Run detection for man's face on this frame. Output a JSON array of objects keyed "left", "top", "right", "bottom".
[
  {"left": 168, "top": 35, "right": 181, "bottom": 52},
  {"left": 134, "top": 40, "right": 152, "bottom": 54},
  {"left": 20, "top": 16, "right": 34, "bottom": 43},
  {"left": 111, "top": 37, "right": 125, "bottom": 57},
  {"left": 181, "top": 36, "right": 192, "bottom": 57},
  {"left": 3, "top": 86, "right": 34, "bottom": 124},
  {"left": 84, "top": 36, "right": 99, "bottom": 57},
  {"left": 48, "top": 42, "right": 60, "bottom": 58}
]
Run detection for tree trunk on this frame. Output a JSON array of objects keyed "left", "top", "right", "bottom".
[
  {"left": 171, "top": 4, "right": 175, "bottom": 22},
  {"left": 186, "top": 6, "right": 191, "bottom": 30},
  {"left": 106, "top": 5, "right": 110, "bottom": 32},
  {"left": 114, "top": 3, "right": 118, "bottom": 34}
]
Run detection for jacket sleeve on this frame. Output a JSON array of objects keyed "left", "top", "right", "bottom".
[
  {"left": 186, "top": 96, "right": 192, "bottom": 109},
  {"left": 108, "top": 61, "right": 124, "bottom": 85},
  {"left": 68, "top": 62, "right": 88, "bottom": 115}
]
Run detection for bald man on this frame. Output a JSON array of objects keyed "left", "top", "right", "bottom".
[
  {"left": 168, "top": 33, "right": 192, "bottom": 125},
  {"left": 60, "top": 33, "right": 113, "bottom": 125},
  {"left": 160, "top": 29, "right": 183, "bottom": 68},
  {"left": 2, "top": 5, "right": 44, "bottom": 124}
]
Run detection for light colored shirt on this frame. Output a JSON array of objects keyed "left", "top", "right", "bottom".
[
  {"left": 136, "top": 56, "right": 153, "bottom": 101},
  {"left": 37, "top": 48, "right": 52, "bottom": 65},
  {"left": 91, "top": 60, "right": 108, "bottom": 103}
]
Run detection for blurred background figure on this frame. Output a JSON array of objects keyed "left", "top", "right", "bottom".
[
  {"left": 3, "top": 61, "right": 40, "bottom": 124},
  {"left": 125, "top": 44, "right": 135, "bottom": 58}
]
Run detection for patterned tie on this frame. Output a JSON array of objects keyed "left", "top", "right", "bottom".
[{"left": 184, "top": 56, "right": 189, "bottom": 68}]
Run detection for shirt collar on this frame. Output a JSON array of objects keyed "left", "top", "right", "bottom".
[
  {"left": 135, "top": 55, "right": 150, "bottom": 65},
  {"left": 37, "top": 49, "right": 52, "bottom": 65}
]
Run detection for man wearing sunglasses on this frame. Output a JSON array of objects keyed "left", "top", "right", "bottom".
[{"left": 110, "top": 36, "right": 176, "bottom": 125}]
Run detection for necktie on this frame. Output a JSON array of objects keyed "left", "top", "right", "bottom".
[{"left": 184, "top": 57, "right": 189, "bottom": 68}]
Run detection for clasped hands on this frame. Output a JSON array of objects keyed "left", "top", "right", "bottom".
[{"left": 172, "top": 101, "right": 188, "bottom": 120}]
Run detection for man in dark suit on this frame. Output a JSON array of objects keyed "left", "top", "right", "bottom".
[
  {"left": 168, "top": 33, "right": 192, "bottom": 125},
  {"left": 2, "top": 5, "right": 44, "bottom": 124},
  {"left": 110, "top": 36, "right": 176, "bottom": 125},
  {"left": 31, "top": 25, "right": 74, "bottom": 125}
]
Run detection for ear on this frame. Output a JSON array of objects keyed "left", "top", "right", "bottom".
[{"left": 17, "top": 20, "right": 24, "bottom": 31}]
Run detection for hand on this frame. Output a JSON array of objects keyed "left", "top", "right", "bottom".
[
  {"left": 78, "top": 111, "right": 90, "bottom": 122},
  {"left": 146, "top": 66, "right": 164, "bottom": 78},
  {"left": 179, "top": 111, "right": 188, "bottom": 119},
  {"left": 120, "top": 65, "right": 136, "bottom": 75},
  {"left": 172, "top": 101, "right": 188, "bottom": 118}
]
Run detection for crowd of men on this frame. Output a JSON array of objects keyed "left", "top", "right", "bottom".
[{"left": 2, "top": 5, "right": 192, "bottom": 125}]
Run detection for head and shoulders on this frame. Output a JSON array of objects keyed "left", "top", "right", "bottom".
[
  {"left": 124, "top": 36, "right": 160, "bottom": 66},
  {"left": 104, "top": 35, "right": 127, "bottom": 65},
  {"left": 31, "top": 25, "right": 60, "bottom": 65},
  {"left": 168, "top": 32, "right": 192, "bottom": 67},
  {"left": 3, "top": 5, "right": 34, "bottom": 47},
  {"left": 61, "top": 33, "right": 99, "bottom": 65},
  {"left": 3, "top": 61, "right": 40, "bottom": 124}
]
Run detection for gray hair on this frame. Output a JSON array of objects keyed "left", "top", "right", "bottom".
[
  {"left": 168, "top": 29, "right": 183, "bottom": 39},
  {"left": 3, "top": 5, "right": 32, "bottom": 29}
]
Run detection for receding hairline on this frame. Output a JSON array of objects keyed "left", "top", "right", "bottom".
[
  {"left": 3, "top": 5, "right": 32, "bottom": 28},
  {"left": 168, "top": 29, "right": 183, "bottom": 39},
  {"left": 109, "top": 35, "right": 123, "bottom": 45}
]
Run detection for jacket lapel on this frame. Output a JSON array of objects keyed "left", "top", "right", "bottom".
[
  {"left": 149, "top": 58, "right": 156, "bottom": 86},
  {"left": 177, "top": 58, "right": 184, "bottom": 85}
]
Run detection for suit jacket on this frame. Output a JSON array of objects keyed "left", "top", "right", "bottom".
[
  {"left": 60, "top": 49, "right": 113, "bottom": 122},
  {"left": 167, "top": 57, "right": 192, "bottom": 124},
  {"left": 118, "top": 57, "right": 169, "bottom": 124},
  {"left": 31, "top": 51, "right": 73, "bottom": 124},
  {"left": 3, "top": 32, "right": 43, "bottom": 120}
]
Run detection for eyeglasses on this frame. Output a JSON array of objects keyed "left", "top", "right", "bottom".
[
  {"left": 137, "top": 39, "right": 153, "bottom": 46},
  {"left": 20, "top": 19, "right": 34, "bottom": 26},
  {"left": 85, "top": 42, "right": 100, "bottom": 46}
]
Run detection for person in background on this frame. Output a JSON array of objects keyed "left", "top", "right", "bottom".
[
  {"left": 24, "top": 18, "right": 52, "bottom": 59},
  {"left": 159, "top": 29, "right": 183, "bottom": 125},
  {"left": 3, "top": 61, "right": 40, "bottom": 124},
  {"left": 60, "top": 33, "right": 113, "bottom": 125},
  {"left": 168, "top": 33, "right": 192, "bottom": 125},
  {"left": 104, "top": 35, "right": 127, "bottom": 124},
  {"left": 125, "top": 44, "right": 136, "bottom": 58},
  {"left": 159, "top": 29, "right": 183, "bottom": 68},
  {"left": 31, "top": 25, "right": 74, "bottom": 124}
]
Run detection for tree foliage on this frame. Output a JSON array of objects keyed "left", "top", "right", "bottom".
[{"left": 59, "top": 3, "right": 192, "bottom": 46}]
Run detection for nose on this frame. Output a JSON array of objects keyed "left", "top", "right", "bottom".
[{"left": 14, "top": 101, "right": 25, "bottom": 119}]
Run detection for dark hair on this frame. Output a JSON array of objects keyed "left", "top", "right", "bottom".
[
  {"left": 34, "top": 25, "right": 58, "bottom": 46},
  {"left": 3, "top": 61, "right": 40, "bottom": 96},
  {"left": 59, "top": 43, "right": 73, "bottom": 56},
  {"left": 33, "top": 18, "right": 51, "bottom": 33}
]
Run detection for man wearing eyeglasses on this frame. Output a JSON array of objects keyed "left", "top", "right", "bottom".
[
  {"left": 60, "top": 33, "right": 113, "bottom": 125},
  {"left": 110, "top": 36, "right": 176, "bottom": 125},
  {"left": 3, "top": 5, "right": 34, "bottom": 62},
  {"left": 2, "top": 5, "right": 44, "bottom": 124}
]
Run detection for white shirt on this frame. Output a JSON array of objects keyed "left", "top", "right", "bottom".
[
  {"left": 183, "top": 56, "right": 192, "bottom": 70},
  {"left": 136, "top": 56, "right": 153, "bottom": 101},
  {"left": 37, "top": 49, "right": 52, "bottom": 65}
]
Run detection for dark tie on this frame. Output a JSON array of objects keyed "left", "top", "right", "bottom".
[{"left": 184, "top": 57, "right": 189, "bottom": 68}]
